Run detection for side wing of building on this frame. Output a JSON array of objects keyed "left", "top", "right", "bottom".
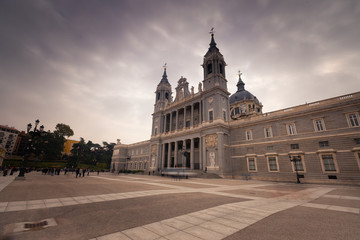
[{"left": 229, "top": 93, "right": 360, "bottom": 184}]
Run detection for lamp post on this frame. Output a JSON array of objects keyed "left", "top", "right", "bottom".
[
  {"left": 18, "top": 119, "right": 45, "bottom": 178},
  {"left": 289, "top": 155, "right": 301, "bottom": 184}
]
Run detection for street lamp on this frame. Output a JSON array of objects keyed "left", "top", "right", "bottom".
[
  {"left": 18, "top": 119, "right": 45, "bottom": 178},
  {"left": 289, "top": 155, "right": 301, "bottom": 184}
]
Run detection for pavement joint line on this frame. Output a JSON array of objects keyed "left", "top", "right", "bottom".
[
  {"left": 0, "top": 181, "right": 259, "bottom": 212},
  {"left": 0, "top": 175, "right": 16, "bottom": 192},
  {"left": 323, "top": 194, "right": 360, "bottom": 201},
  {"left": 93, "top": 186, "right": 334, "bottom": 240},
  {"left": 302, "top": 202, "right": 360, "bottom": 214}
]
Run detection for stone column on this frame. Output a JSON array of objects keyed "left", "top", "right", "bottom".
[
  {"left": 183, "top": 107, "right": 186, "bottom": 129},
  {"left": 217, "top": 133, "right": 224, "bottom": 170},
  {"left": 161, "top": 143, "right": 165, "bottom": 169},
  {"left": 200, "top": 101, "right": 203, "bottom": 123},
  {"left": 191, "top": 104, "right": 194, "bottom": 128},
  {"left": 202, "top": 136, "right": 206, "bottom": 170},
  {"left": 174, "top": 141, "right": 178, "bottom": 167},
  {"left": 183, "top": 139, "right": 187, "bottom": 168},
  {"left": 190, "top": 138, "right": 194, "bottom": 169},
  {"left": 170, "top": 112, "right": 173, "bottom": 132},
  {"left": 199, "top": 137, "right": 202, "bottom": 170},
  {"left": 165, "top": 114, "right": 169, "bottom": 132},
  {"left": 175, "top": 110, "right": 179, "bottom": 131},
  {"left": 167, "top": 142, "right": 171, "bottom": 168}
]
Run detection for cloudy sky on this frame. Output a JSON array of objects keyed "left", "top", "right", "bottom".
[{"left": 1, "top": 0, "right": 359, "bottom": 145}]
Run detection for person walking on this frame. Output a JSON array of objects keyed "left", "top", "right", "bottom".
[
  {"left": 75, "top": 168, "right": 80, "bottom": 178},
  {"left": 82, "top": 168, "right": 86, "bottom": 177}
]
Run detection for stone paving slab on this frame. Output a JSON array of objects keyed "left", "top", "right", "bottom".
[{"left": 1, "top": 173, "right": 360, "bottom": 240}]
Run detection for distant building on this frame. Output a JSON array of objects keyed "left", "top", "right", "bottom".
[
  {"left": 0, "top": 124, "right": 20, "bottom": 154},
  {"left": 0, "top": 145, "right": 6, "bottom": 166},
  {"left": 112, "top": 33, "right": 360, "bottom": 184},
  {"left": 63, "top": 139, "right": 80, "bottom": 155}
]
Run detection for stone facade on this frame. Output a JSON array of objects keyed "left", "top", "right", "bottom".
[
  {"left": 0, "top": 125, "right": 20, "bottom": 154},
  {"left": 112, "top": 139, "right": 150, "bottom": 171},
  {"left": 111, "top": 34, "right": 360, "bottom": 184}
]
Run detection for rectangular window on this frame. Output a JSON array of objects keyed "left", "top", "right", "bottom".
[
  {"left": 321, "top": 154, "right": 337, "bottom": 172},
  {"left": 154, "top": 128, "right": 158, "bottom": 136},
  {"left": 314, "top": 119, "right": 325, "bottom": 132},
  {"left": 290, "top": 144, "right": 299, "bottom": 149},
  {"left": 264, "top": 127, "right": 272, "bottom": 138},
  {"left": 287, "top": 123, "right": 297, "bottom": 135},
  {"left": 209, "top": 110, "right": 214, "bottom": 121},
  {"left": 354, "top": 138, "right": 360, "bottom": 144},
  {"left": 319, "top": 141, "right": 329, "bottom": 147},
  {"left": 245, "top": 130, "right": 252, "bottom": 140},
  {"left": 247, "top": 157, "right": 257, "bottom": 171},
  {"left": 290, "top": 155, "right": 304, "bottom": 172},
  {"left": 186, "top": 121, "right": 190, "bottom": 127},
  {"left": 267, "top": 156, "right": 278, "bottom": 172},
  {"left": 347, "top": 113, "right": 360, "bottom": 127}
]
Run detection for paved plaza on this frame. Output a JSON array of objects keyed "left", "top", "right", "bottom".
[{"left": 0, "top": 172, "right": 359, "bottom": 240}]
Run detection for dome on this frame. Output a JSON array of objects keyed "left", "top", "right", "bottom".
[
  {"left": 229, "top": 75, "right": 260, "bottom": 105},
  {"left": 229, "top": 89, "right": 260, "bottom": 105}
]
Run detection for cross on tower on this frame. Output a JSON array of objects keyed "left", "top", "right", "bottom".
[
  {"left": 238, "top": 70, "right": 242, "bottom": 77},
  {"left": 209, "top": 27, "right": 215, "bottom": 36},
  {"left": 163, "top": 63, "right": 167, "bottom": 70}
]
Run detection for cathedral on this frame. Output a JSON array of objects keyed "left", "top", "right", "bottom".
[{"left": 111, "top": 32, "right": 360, "bottom": 185}]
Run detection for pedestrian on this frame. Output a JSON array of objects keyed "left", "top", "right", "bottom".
[
  {"left": 82, "top": 168, "right": 86, "bottom": 177},
  {"left": 87, "top": 169, "right": 90, "bottom": 176},
  {"left": 97, "top": 170, "right": 100, "bottom": 176},
  {"left": 76, "top": 168, "right": 80, "bottom": 178},
  {"left": 3, "top": 168, "right": 8, "bottom": 176}
]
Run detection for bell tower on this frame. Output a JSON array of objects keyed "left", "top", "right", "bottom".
[
  {"left": 152, "top": 64, "right": 172, "bottom": 137},
  {"left": 202, "top": 28, "right": 227, "bottom": 91},
  {"left": 154, "top": 64, "right": 172, "bottom": 112}
]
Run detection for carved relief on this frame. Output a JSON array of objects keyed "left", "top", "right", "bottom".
[
  {"left": 174, "top": 77, "right": 190, "bottom": 102},
  {"left": 151, "top": 145, "right": 157, "bottom": 155},
  {"left": 151, "top": 155, "right": 155, "bottom": 167},
  {"left": 209, "top": 152, "right": 216, "bottom": 167},
  {"left": 205, "top": 134, "right": 218, "bottom": 148},
  {"left": 208, "top": 97, "right": 214, "bottom": 105}
]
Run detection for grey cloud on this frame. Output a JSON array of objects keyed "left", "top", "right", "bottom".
[{"left": 1, "top": 0, "right": 359, "bottom": 144}]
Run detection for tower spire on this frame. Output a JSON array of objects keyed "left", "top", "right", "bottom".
[
  {"left": 208, "top": 27, "right": 219, "bottom": 52},
  {"left": 236, "top": 70, "right": 245, "bottom": 91},
  {"left": 159, "top": 63, "right": 170, "bottom": 85}
]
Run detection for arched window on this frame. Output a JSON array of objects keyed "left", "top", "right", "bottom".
[
  {"left": 207, "top": 63, "right": 212, "bottom": 74},
  {"left": 165, "top": 92, "right": 169, "bottom": 100},
  {"left": 219, "top": 63, "right": 223, "bottom": 74},
  {"left": 157, "top": 92, "right": 160, "bottom": 100}
]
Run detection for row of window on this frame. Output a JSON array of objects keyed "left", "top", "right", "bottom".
[
  {"left": 128, "top": 161, "right": 147, "bottom": 170},
  {"left": 208, "top": 109, "right": 227, "bottom": 122},
  {"left": 245, "top": 112, "right": 359, "bottom": 140},
  {"left": 246, "top": 152, "right": 360, "bottom": 173}
]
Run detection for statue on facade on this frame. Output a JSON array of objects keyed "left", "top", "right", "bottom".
[{"left": 198, "top": 82, "right": 202, "bottom": 92}]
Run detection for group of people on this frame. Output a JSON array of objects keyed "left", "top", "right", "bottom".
[
  {"left": 1, "top": 166, "right": 17, "bottom": 176},
  {"left": 75, "top": 168, "right": 89, "bottom": 178},
  {"left": 41, "top": 168, "right": 61, "bottom": 176},
  {"left": 1, "top": 166, "right": 102, "bottom": 177}
]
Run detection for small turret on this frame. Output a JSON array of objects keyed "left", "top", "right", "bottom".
[{"left": 229, "top": 71, "right": 263, "bottom": 119}]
